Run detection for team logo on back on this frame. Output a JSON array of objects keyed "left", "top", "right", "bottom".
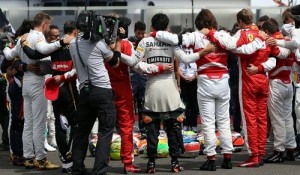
[{"left": 247, "top": 34, "right": 254, "bottom": 42}]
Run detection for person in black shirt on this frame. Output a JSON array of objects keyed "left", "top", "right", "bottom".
[{"left": 128, "top": 21, "right": 147, "bottom": 139}]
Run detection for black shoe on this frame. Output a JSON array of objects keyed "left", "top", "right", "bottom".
[
  {"left": 263, "top": 151, "right": 284, "bottom": 163},
  {"left": 259, "top": 156, "right": 264, "bottom": 166},
  {"left": 171, "top": 161, "right": 184, "bottom": 173},
  {"left": 284, "top": 150, "right": 295, "bottom": 161},
  {"left": 200, "top": 160, "right": 216, "bottom": 171},
  {"left": 140, "top": 133, "right": 147, "bottom": 140},
  {"left": 293, "top": 150, "right": 300, "bottom": 158},
  {"left": 72, "top": 168, "right": 90, "bottom": 175},
  {"left": 259, "top": 160, "right": 264, "bottom": 166},
  {"left": 73, "top": 171, "right": 91, "bottom": 175},
  {"left": 295, "top": 150, "right": 300, "bottom": 159},
  {"left": 62, "top": 167, "right": 73, "bottom": 174},
  {"left": 221, "top": 158, "right": 232, "bottom": 169},
  {"left": 146, "top": 161, "right": 155, "bottom": 174}
]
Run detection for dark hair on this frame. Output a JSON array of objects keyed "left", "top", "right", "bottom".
[
  {"left": 49, "top": 25, "right": 59, "bottom": 30},
  {"left": 195, "top": 9, "right": 218, "bottom": 30},
  {"left": 261, "top": 18, "right": 279, "bottom": 35},
  {"left": 151, "top": 13, "right": 169, "bottom": 31},
  {"left": 118, "top": 17, "right": 131, "bottom": 38},
  {"left": 282, "top": 8, "right": 296, "bottom": 24},
  {"left": 15, "top": 19, "right": 34, "bottom": 38},
  {"left": 230, "top": 22, "right": 240, "bottom": 35},
  {"left": 63, "top": 20, "right": 76, "bottom": 34},
  {"left": 258, "top": 15, "right": 269, "bottom": 22},
  {"left": 236, "top": 9, "right": 253, "bottom": 25},
  {"left": 134, "top": 21, "right": 146, "bottom": 31},
  {"left": 33, "top": 12, "right": 51, "bottom": 27},
  {"left": 218, "top": 27, "right": 229, "bottom": 32},
  {"left": 181, "top": 28, "right": 193, "bottom": 34},
  {"left": 291, "top": 5, "right": 300, "bottom": 15}
]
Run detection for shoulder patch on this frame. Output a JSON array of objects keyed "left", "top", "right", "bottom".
[{"left": 136, "top": 47, "right": 144, "bottom": 53}]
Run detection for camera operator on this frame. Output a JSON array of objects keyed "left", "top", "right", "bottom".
[{"left": 69, "top": 14, "right": 122, "bottom": 175}]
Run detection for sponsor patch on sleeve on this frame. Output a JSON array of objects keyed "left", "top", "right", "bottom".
[{"left": 135, "top": 47, "right": 144, "bottom": 58}]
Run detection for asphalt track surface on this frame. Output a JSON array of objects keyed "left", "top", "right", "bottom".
[{"left": 0, "top": 137, "right": 300, "bottom": 175}]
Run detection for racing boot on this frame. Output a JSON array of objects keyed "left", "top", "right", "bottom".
[
  {"left": 60, "top": 153, "right": 73, "bottom": 173},
  {"left": 146, "top": 161, "right": 155, "bottom": 174},
  {"left": 200, "top": 155, "right": 216, "bottom": 171},
  {"left": 36, "top": 157, "right": 60, "bottom": 170},
  {"left": 12, "top": 155, "right": 25, "bottom": 166},
  {"left": 284, "top": 149, "right": 295, "bottom": 161},
  {"left": 171, "top": 160, "right": 184, "bottom": 173},
  {"left": 124, "top": 163, "right": 142, "bottom": 174},
  {"left": 238, "top": 155, "right": 259, "bottom": 167},
  {"left": 221, "top": 153, "right": 232, "bottom": 169},
  {"left": 200, "top": 160, "right": 216, "bottom": 171},
  {"left": 24, "top": 158, "right": 38, "bottom": 169},
  {"left": 263, "top": 151, "right": 284, "bottom": 163},
  {"left": 221, "top": 154, "right": 232, "bottom": 169},
  {"left": 258, "top": 155, "right": 264, "bottom": 166}
]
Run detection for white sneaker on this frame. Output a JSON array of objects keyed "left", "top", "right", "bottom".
[
  {"left": 48, "top": 136, "right": 57, "bottom": 148},
  {"left": 45, "top": 140, "right": 56, "bottom": 152}
]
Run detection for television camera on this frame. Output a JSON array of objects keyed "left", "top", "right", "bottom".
[
  {"left": 0, "top": 25, "right": 14, "bottom": 55},
  {"left": 76, "top": 10, "right": 131, "bottom": 45}
]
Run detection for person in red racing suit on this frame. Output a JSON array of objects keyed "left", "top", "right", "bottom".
[
  {"left": 202, "top": 9, "right": 290, "bottom": 167},
  {"left": 104, "top": 17, "right": 173, "bottom": 174}
]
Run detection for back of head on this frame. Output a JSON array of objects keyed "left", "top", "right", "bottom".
[
  {"left": 33, "top": 12, "right": 51, "bottom": 27},
  {"left": 50, "top": 25, "right": 59, "bottom": 31},
  {"left": 291, "top": 5, "right": 300, "bottom": 15},
  {"left": 134, "top": 21, "right": 146, "bottom": 32},
  {"left": 261, "top": 18, "right": 279, "bottom": 35},
  {"left": 64, "top": 20, "right": 76, "bottom": 34},
  {"left": 236, "top": 9, "right": 253, "bottom": 25},
  {"left": 230, "top": 22, "right": 240, "bottom": 35},
  {"left": 257, "top": 15, "right": 269, "bottom": 29},
  {"left": 118, "top": 16, "right": 131, "bottom": 38},
  {"left": 282, "top": 8, "right": 296, "bottom": 24},
  {"left": 195, "top": 9, "right": 218, "bottom": 30},
  {"left": 151, "top": 13, "right": 169, "bottom": 31},
  {"left": 258, "top": 15, "right": 269, "bottom": 23},
  {"left": 181, "top": 28, "right": 194, "bottom": 34},
  {"left": 15, "top": 19, "right": 34, "bottom": 38}
]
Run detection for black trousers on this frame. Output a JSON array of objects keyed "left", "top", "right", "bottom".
[
  {"left": 229, "top": 80, "right": 242, "bottom": 133},
  {"left": 8, "top": 81, "right": 23, "bottom": 156},
  {"left": 0, "top": 83, "right": 9, "bottom": 146},
  {"left": 131, "top": 71, "right": 147, "bottom": 133},
  {"left": 180, "top": 79, "right": 198, "bottom": 128},
  {"left": 72, "top": 86, "right": 116, "bottom": 175},
  {"left": 52, "top": 81, "right": 78, "bottom": 160},
  {"left": 145, "top": 115, "right": 183, "bottom": 162}
]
